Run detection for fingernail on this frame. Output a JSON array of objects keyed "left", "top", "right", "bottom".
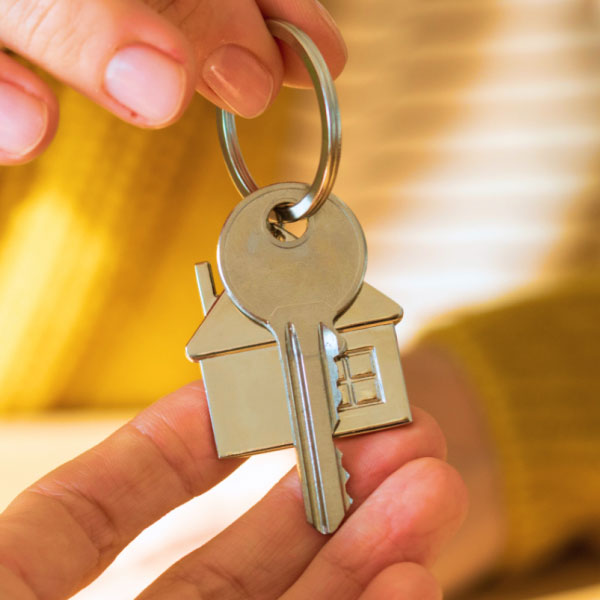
[
  {"left": 0, "top": 82, "right": 47, "bottom": 157},
  {"left": 105, "top": 45, "right": 186, "bottom": 126},
  {"left": 316, "top": 1, "right": 348, "bottom": 61},
  {"left": 203, "top": 45, "right": 273, "bottom": 118}
]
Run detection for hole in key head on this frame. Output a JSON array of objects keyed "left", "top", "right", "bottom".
[{"left": 267, "top": 205, "right": 308, "bottom": 242}]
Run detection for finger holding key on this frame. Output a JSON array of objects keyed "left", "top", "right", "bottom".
[
  {"left": 0, "top": 0, "right": 347, "bottom": 166},
  {"left": 0, "top": 0, "right": 197, "bottom": 132},
  {"left": 157, "top": 0, "right": 347, "bottom": 117}
]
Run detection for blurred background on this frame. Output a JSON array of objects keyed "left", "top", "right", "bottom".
[{"left": 1, "top": 0, "right": 599, "bottom": 598}]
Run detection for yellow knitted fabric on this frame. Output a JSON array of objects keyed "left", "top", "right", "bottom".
[
  {"left": 421, "top": 276, "right": 600, "bottom": 570},
  {"left": 0, "top": 83, "right": 290, "bottom": 410}
]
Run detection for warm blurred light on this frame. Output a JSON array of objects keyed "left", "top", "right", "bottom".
[
  {"left": 280, "top": 0, "right": 600, "bottom": 344},
  {"left": 0, "top": 191, "right": 111, "bottom": 410}
]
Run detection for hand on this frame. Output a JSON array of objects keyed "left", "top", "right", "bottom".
[
  {"left": 0, "top": 383, "right": 467, "bottom": 600},
  {"left": 0, "top": 0, "right": 347, "bottom": 165}
]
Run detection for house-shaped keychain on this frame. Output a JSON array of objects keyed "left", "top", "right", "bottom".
[{"left": 186, "top": 262, "right": 412, "bottom": 459}]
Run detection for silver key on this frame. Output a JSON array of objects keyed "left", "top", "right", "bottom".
[{"left": 218, "top": 183, "right": 367, "bottom": 533}]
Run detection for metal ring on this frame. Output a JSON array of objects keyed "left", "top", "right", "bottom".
[{"left": 217, "top": 19, "right": 341, "bottom": 222}]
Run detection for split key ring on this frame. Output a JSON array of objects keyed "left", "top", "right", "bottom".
[{"left": 216, "top": 19, "right": 342, "bottom": 223}]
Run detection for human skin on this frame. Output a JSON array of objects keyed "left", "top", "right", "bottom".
[
  {"left": 0, "top": 383, "right": 467, "bottom": 599},
  {"left": 0, "top": 0, "right": 348, "bottom": 164}
]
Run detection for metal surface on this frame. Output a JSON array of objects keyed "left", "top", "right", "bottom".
[
  {"left": 186, "top": 214, "right": 413, "bottom": 533},
  {"left": 217, "top": 19, "right": 341, "bottom": 223},
  {"left": 187, "top": 272, "right": 411, "bottom": 458},
  {"left": 217, "top": 183, "right": 366, "bottom": 533}
]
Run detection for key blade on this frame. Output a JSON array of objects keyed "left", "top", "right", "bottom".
[
  {"left": 320, "top": 324, "right": 352, "bottom": 511},
  {"left": 281, "top": 320, "right": 348, "bottom": 534}
]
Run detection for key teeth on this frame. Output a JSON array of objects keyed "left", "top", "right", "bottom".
[{"left": 336, "top": 448, "right": 353, "bottom": 510}]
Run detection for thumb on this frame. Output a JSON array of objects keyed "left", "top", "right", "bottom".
[{"left": 0, "top": 0, "right": 196, "bottom": 129}]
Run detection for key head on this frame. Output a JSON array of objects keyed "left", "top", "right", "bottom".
[{"left": 217, "top": 183, "right": 367, "bottom": 328}]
